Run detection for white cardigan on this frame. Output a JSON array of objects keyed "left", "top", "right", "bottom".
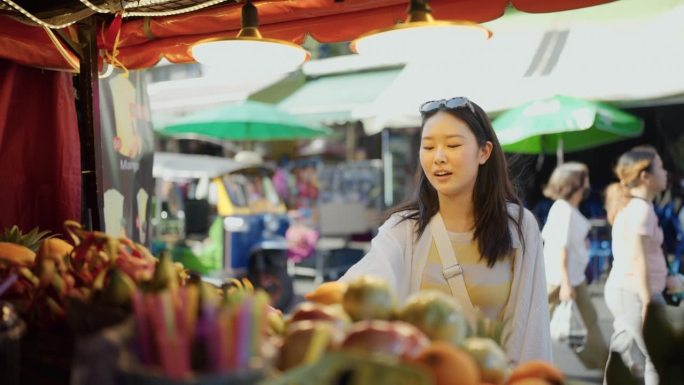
[{"left": 340, "top": 204, "right": 552, "bottom": 365}]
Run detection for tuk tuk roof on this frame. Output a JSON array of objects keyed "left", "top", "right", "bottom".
[{"left": 153, "top": 152, "right": 269, "bottom": 180}]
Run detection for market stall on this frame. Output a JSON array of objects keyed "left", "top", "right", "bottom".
[{"left": 6, "top": 1, "right": 664, "bottom": 384}]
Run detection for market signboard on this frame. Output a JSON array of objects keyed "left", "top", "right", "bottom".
[{"left": 98, "top": 70, "right": 155, "bottom": 245}]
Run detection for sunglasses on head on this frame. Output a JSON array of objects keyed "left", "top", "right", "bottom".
[{"left": 419, "top": 97, "right": 476, "bottom": 116}]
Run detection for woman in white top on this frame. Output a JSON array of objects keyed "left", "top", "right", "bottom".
[
  {"left": 604, "top": 146, "right": 669, "bottom": 385},
  {"left": 335, "top": 97, "right": 551, "bottom": 364},
  {"left": 541, "top": 162, "right": 608, "bottom": 369}
]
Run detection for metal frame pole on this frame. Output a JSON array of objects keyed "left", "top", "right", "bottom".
[{"left": 76, "top": 16, "right": 102, "bottom": 231}]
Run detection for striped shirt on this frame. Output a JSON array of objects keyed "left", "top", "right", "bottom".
[{"left": 420, "top": 231, "right": 514, "bottom": 320}]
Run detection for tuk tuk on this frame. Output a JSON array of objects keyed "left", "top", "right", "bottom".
[{"left": 152, "top": 152, "right": 293, "bottom": 309}]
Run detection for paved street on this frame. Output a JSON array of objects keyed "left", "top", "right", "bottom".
[{"left": 293, "top": 277, "right": 614, "bottom": 384}]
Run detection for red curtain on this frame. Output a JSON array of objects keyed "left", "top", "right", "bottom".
[{"left": 0, "top": 59, "right": 81, "bottom": 236}]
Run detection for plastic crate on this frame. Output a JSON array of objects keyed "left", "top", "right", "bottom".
[{"left": 261, "top": 352, "right": 431, "bottom": 385}]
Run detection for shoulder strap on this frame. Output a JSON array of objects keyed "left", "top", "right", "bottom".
[{"left": 429, "top": 213, "right": 478, "bottom": 327}]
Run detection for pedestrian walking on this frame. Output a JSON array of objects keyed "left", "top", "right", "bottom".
[
  {"left": 604, "top": 145, "right": 669, "bottom": 385},
  {"left": 541, "top": 162, "right": 609, "bottom": 369}
]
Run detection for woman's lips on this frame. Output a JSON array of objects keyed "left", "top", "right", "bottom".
[{"left": 433, "top": 170, "right": 452, "bottom": 180}]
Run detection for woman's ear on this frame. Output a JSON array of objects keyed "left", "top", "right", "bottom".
[{"left": 479, "top": 141, "right": 493, "bottom": 165}]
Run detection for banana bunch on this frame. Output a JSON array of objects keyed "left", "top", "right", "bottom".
[{"left": 221, "top": 277, "right": 284, "bottom": 337}]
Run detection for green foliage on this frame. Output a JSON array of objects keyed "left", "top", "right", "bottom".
[{"left": 0, "top": 225, "right": 52, "bottom": 252}]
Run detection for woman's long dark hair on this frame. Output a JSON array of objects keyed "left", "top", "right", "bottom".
[{"left": 386, "top": 100, "right": 524, "bottom": 267}]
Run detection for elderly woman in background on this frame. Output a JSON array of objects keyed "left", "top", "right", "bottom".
[{"left": 541, "top": 162, "right": 608, "bottom": 369}]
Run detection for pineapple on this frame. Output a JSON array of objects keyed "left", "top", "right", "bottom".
[{"left": 0, "top": 225, "right": 52, "bottom": 252}]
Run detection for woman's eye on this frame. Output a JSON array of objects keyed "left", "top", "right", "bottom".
[
  {"left": 447, "top": 144, "right": 461, "bottom": 148},
  {"left": 422, "top": 146, "right": 434, "bottom": 150}
]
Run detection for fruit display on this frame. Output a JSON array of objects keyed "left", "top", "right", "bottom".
[
  {"left": 0, "top": 224, "right": 577, "bottom": 385},
  {"left": 304, "top": 280, "right": 348, "bottom": 305},
  {"left": 412, "top": 342, "right": 481, "bottom": 385},
  {"left": 342, "top": 320, "right": 430, "bottom": 361},
  {"left": 288, "top": 301, "right": 352, "bottom": 329},
  {"left": 0, "top": 222, "right": 196, "bottom": 385},
  {"left": 506, "top": 361, "right": 564, "bottom": 385},
  {"left": 461, "top": 337, "right": 512, "bottom": 384},
  {"left": 398, "top": 290, "right": 469, "bottom": 345},
  {"left": 265, "top": 351, "right": 432, "bottom": 385},
  {"left": 342, "top": 275, "right": 396, "bottom": 321},
  {"left": 0, "top": 225, "right": 52, "bottom": 252},
  {"left": 276, "top": 275, "right": 567, "bottom": 385},
  {"left": 278, "top": 320, "right": 344, "bottom": 371},
  {"left": 0, "top": 221, "right": 180, "bottom": 331}
]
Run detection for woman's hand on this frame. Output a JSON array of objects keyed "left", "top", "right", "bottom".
[{"left": 559, "top": 282, "right": 576, "bottom": 302}]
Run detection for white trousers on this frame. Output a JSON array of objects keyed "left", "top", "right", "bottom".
[{"left": 604, "top": 276, "right": 665, "bottom": 385}]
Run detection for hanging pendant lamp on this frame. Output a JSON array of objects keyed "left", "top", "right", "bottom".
[
  {"left": 350, "top": 0, "right": 491, "bottom": 61},
  {"left": 192, "top": 0, "right": 310, "bottom": 75}
]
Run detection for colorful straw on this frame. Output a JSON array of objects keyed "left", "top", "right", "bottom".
[
  {"left": 131, "top": 285, "right": 269, "bottom": 378},
  {"left": 0, "top": 272, "right": 18, "bottom": 298}
]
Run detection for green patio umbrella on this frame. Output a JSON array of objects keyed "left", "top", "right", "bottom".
[
  {"left": 160, "top": 100, "right": 331, "bottom": 141},
  {"left": 493, "top": 95, "right": 643, "bottom": 161}
]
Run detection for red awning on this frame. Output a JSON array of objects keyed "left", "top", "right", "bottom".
[
  {"left": 0, "top": 16, "right": 79, "bottom": 72},
  {"left": 0, "top": 0, "right": 614, "bottom": 71},
  {"left": 112, "top": 0, "right": 508, "bottom": 69}
]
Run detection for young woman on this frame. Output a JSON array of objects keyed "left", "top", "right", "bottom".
[
  {"left": 541, "top": 162, "right": 608, "bottom": 369},
  {"left": 336, "top": 97, "right": 551, "bottom": 364},
  {"left": 604, "top": 146, "right": 669, "bottom": 385}
]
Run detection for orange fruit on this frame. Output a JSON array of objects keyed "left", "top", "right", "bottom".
[
  {"left": 37, "top": 238, "right": 72, "bottom": 259},
  {"left": 305, "top": 281, "right": 348, "bottom": 305},
  {"left": 507, "top": 360, "right": 564, "bottom": 385},
  {"left": 0, "top": 242, "right": 36, "bottom": 266},
  {"left": 413, "top": 342, "right": 480, "bottom": 385},
  {"left": 36, "top": 238, "right": 73, "bottom": 269}
]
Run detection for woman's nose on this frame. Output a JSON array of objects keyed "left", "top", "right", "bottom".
[{"left": 434, "top": 147, "right": 447, "bottom": 164}]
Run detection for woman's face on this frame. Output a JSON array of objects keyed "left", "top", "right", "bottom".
[
  {"left": 646, "top": 155, "right": 668, "bottom": 193},
  {"left": 419, "top": 111, "right": 492, "bottom": 200}
]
